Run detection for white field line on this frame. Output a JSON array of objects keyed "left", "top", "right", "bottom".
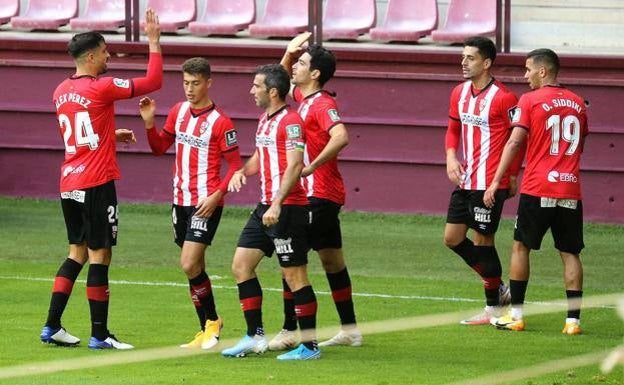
[
  {"left": 0, "top": 292, "right": 621, "bottom": 380},
  {"left": 449, "top": 350, "right": 612, "bottom": 385},
  {"left": 0, "top": 275, "right": 616, "bottom": 309}
]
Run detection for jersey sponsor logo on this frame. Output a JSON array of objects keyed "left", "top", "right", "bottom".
[
  {"left": 547, "top": 170, "right": 578, "bottom": 183},
  {"left": 176, "top": 132, "right": 208, "bottom": 149},
  {"left": 511, "top": 107, "right": 522, "bottom": 123},
  {"left": 286, "top": 124, "right": 302, "bottom": 139},
  {"left": 113, "top": 78, "right": 130, "bottom": 89},
  {"left": 256, "top": 136, "right": 275, "bottom": 147},
  {"left": 225, "top": 129, "right": 238, "bottom": 146},
  {"left": 190, "top": 216, "right": 208, "bottom": 231},
  {"left": 274, "top": 237, "right": 294, "bottom": 254},
  {"left": 62, "top": 164, "right": 86, "bottom": 177},
  {"left": 60, "top": 190, "right": 86, "bottom": 203},
  {"left": 328, "top": 109, "right": 341, "bottom": 122},
  {"left": 460, "top": 113, "right": 488, "bottom": 127}
]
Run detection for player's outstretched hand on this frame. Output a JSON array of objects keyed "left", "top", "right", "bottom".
[
  {"left": 139, "top": 97, "right": 156, "bottom": 127},
  {"left": 115, "top": 129, "right": 136, "bottom": 144},
  {"left": 144, "top": 8, "right": 161, "bottom": 45},
  {"left": 286, "top": 31, "right": 312, "bottom": 56},
  {"left": 228, "top": 170, "right": 246, "bottom": 193}
]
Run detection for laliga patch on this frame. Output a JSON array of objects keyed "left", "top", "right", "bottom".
[
  {"left": 225, "top": 129, "right": 238, "bottom": 146},
  {"left": 509, "top": 106, "right": 521, "bottom": 123},
  {"left": 328, "top": 109, "right": 341, "bottom": 122},
  {"left": 286, "top": 124, "right": 302, "bottom": 139},
  {"left": 113, "top": 78, "right": 130, "bottom": 89}
]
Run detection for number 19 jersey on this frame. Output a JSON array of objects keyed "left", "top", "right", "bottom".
[
  {"left": 54, "top": 75, "right": 134, "bottom": 192},
  {"left": 512, "top": 85, "right": 588, "bottom": 199}
]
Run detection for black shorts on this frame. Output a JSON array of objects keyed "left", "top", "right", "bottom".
[
  {"left": 446, "top": 188, "right": 509, "bottom": 234},
  {"left": 308, "top": 197, "right": 342, "bottom": 250},
  {"left": 61, "top": 180, "right": 118, "bottom": 250},
  {"left": 172, "top": 205, "right": 223, "bottom": 248},
  {"left": 237, "top": 203, "right": 310, "bottom": 267},
  {"left": 514, "top": 194, "right": 584, "bottom": 254}
]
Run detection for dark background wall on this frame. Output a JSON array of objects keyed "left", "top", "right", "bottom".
[{"left": 1, "top": 40, "right": 622, "bottom": 223}]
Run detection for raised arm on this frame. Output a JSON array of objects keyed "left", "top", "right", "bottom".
[{"left": 132, "top": 8, "right": 163, "bottom": 96}]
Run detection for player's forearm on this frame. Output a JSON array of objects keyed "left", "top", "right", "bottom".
[
  {"left": 241, "top": 151, "right": 260, "bottom": 177},
  {"left": 493, "top": 139, "right": 522, "bottom": 185},
  {"left": 133, "top": 53, "right": 163, "bottom": 96},
  {"left": 217, "top": 149, "right": 244, "bottom": 194},
  {"left": 280, "top": 52, "right": 295, "bottom": 76},
  {"left": 309, "top": 129, "right": 348, "bottom": 171},
  {"left": 145, "top": 125, "right": 172, "bottom": 155}
]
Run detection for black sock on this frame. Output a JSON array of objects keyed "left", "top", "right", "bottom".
[
  {"left": 46, "top": 258, "right": 83, "bottom": 329},
  {"left": 566, "top": 290, "right": 583, "bottom": 320},
  {"left": 238, "top": 278, "right": 263, "bottom": 336},
  {"left": 87, "top": 264, "right": 109, "bottom": 340},
  {"left": 509, "top": 279, "right": 528, "bottom": 306},
  {"left": 281, "top": 279, "right": 297, "bottom": 331},
  {"left": 451, "top": 238, "right": 481, "bottom": 274},
  {"left": 293, "top": 285, "right": 318, "bottom": 350},
  {"left": 326, "top": 268, "right": 357, "bottom": 325},
  {"left": 474, "top": 246, "right": 503, "bottom": 306},
  {"left": 190, "top": 271, "right": 218, "bottom": 322},
  {"left": 189, "top": 285, "right": 206, "bottom": 330}
]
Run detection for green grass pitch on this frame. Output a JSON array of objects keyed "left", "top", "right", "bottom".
[{"left": 0, "top": 197, "right": 622, "bottom": 385}]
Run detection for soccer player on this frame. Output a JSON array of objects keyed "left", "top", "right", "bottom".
[
  {"left": 138, "top": 57, "right": 242, "bottom": 349},
  {"left": 40, "top": 8, "right": 163, "bottom": 349},
  {"left": 266, "top": 32, "right": 361, "bottom": 350},
  {"left": 443, "top": 36, "right": 522, "bottom": 325},
  {"left": 484, "top": 49, "right": 588, "bottom": 334},
  {"left": 221, "top": 64, "right": 320, "bottom": 361}
]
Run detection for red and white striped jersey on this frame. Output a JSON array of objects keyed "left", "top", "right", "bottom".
[
  {"left": 255, "top": 106, "right": 308, "bottom": 206},
  {"left": 448, "top": 79, "right": 518, "bottom": 190},
  {"left": 293, "top": 87, "right": 346, "bottom": 205},
  {"left": 513, "top": 85, "right": 588, "bottom": 199},
  {"left": 160, "top": 102, "right": 240, "bottom": 206}
]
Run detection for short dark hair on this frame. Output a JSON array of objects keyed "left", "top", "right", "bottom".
[
  {"left": 254, "top": 64, "right": 290, "bottom": 100},
  {"left": 306, "top": 44, "right": 336, "bottom": 86},
  {"left": 67, "top": 32, "right": 105, "bottom": 59},
  {"left": 463, "top": 36, "right": 497, "bottom": 63},
  {"left": 182, "top": 57, "right": 211, "bottom": 79},
  {"left": 527, "top": 48, "right": 560, "bottom": 77}
]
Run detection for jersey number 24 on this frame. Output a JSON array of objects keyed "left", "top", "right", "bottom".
[{"left": 59, "top": 111, "right": 100, "bottom": 154}]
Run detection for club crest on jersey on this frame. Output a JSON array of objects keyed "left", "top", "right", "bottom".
[
  {"left": 286, "top": 124, "right": 302, "bottom": 139},
  {"left": 479, "top": 98, "right": 488, "bottom": 112},
  {"left": 113, "top": 78, "right": 130, "bottom": 89},
  {"left": 225, "top": 130, "right": 238, "bottom": 146},
  {"left": 328, "top": 109, "right": 340, "bottom": 122},
  {"left": 510, "top": 106, "right": 521, "bottom": 123},
  {"left": 199, "top": 121, "right": 210, "bottom": 135}
]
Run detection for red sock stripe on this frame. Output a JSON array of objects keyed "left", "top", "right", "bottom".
[
  {"left": 472, "top": 263, "right": 484, "bottom": 276},
  {"left": 331, "top": 286, "right": 352, "bottom": 303},
  {"left": 190, "top": 290, "right": 201, "bottom": 307},
  {"left": 191, "top": 280, "right": 212, "bottom": 299},
  {"left": 240, "top": 296, "right": 262, "bottom": 311},
  {"left": 52, "top": 276, "right": 74, "bottom": 295},
  {"left": 283, "top": 289, "right": 294, "bottom": 300},
  {"left": 295, "top": 301, "right": 318, "bottom": 318},
  {"left": 482, "top": 277, "right": 502, "bottom": 290},
  {"left": 86, "top": 285, "right": 109, "bottom": 302}
]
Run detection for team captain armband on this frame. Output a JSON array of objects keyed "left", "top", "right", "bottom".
[{"left": 285, "top": 123, "right": 304, "bottom": 151}]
